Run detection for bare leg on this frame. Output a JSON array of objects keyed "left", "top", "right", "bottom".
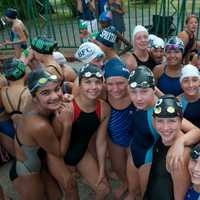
[
  {"left": 138, "top": 163, "right": 151, "bottom": 198},
  {"left": 77, "top": 151, "right": 110, "bottom": 200},
  {"left": 108, "top": 138, "right": 128, "bottom": 199},
  {"left": 13, "top": 173, "right": 47, "bottom": 200},
  {"left": 88, "top": 133, "right": 97, "bottom": 160},
  {"left": 47, "top": 154, "right": 79, "bottom": 200},
  {"left": 41, "top": 169, "right": 62, "bottom": 200},
  {"left": 125, "top": 153, "right": 141, "bottom": 200}
]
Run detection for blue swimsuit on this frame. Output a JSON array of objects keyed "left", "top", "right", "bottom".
[
  {"left": 157, "top": 67, "right": 183, "bottom": 96},
  {"left": 184, "top": 187, "right": 200, "bottom": 200},
  {"left": 180, "top": 94, "right": 200, "bottom": 128},
  {"left": 108, "top": 104, "right": 134, "bottom": 148},
  {"left": 0, "top": 107, "right": 15, "bottom": 139},
  {"left": 130, "top": 107, "right": 159, "bottom": 168}
]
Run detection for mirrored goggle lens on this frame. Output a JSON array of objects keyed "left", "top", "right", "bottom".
[
  {"left": 83, "top": 71, "right": 103, "bottom": 78},
  {"left": 191, "top": 150, "right": 200, "bottom": 160}
]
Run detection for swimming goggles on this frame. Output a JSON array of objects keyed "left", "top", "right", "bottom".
[
  {"left": 82, "top": 71, "right": 103, "bottom": 78},
  {"left": 191, "top": 149, "right": 200, "bottom": 160}
]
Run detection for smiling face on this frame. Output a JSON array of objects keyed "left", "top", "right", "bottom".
[
  {"left": 134, "top": 32, "right": 149, "bottom": 50},
  {"left": 79, "top": 77, "right": 103, "bottom": 100},
  {"left": 106, "top": 76, "right": 128, "bottom": 99},
  {"left": 166, "top": 49, "right": 183, "bottom": 67},
  {"left": 128, "top": 87, "right": 155, "bottom": 110},
  {"left": 153, "top": 117, "right": 181, "bottom": 146},
  {"left": 189, "top": 157, "right": 200, "bottom": 186},
  {"left": 35, "top": 81, "right": 62, "bottom": 111},
  {"left": 181, "top": 76, "right": 200, "bottom": 96}
]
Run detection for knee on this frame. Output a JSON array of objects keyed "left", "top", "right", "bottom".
[
  {"left": 63, "top": 175, "right": 77, "bottom": 193},
  {"left": 95, "top": 181, "right": 110, "bottom": 197}
]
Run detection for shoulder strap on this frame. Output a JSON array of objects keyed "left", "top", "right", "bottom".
[
  {"left": 147, "top": 107, "right": 159, "bottom": 141},
  {"left": 96, "top": 100, "right": 101, "bottom": 119},
  {"left": 47, "top": 65, "right": 62, "bottom": 77},
  {"left": 72, "top": 99, "right": 81, "bottom": 122},
  {"left": 5, "top": 87, "right": 15, "bottom": 112},
  {"left": 180, "top": 94, "right": 188, "bottom": 113}
]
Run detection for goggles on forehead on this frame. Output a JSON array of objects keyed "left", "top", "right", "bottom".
[
  {"left": 30, "top": 74, "right": 58, "bottom": 93},
  {"left": 165, "top": 44, "right": 182, "bottom": 51},
  {"left": 191, "top": 149, "right": 200, "bottom": 160},
  {"left": 152, "top": 44, "right": 164, "bottom": 49},
  {"left": 82, "top": 71, "right": 103, "bottom": 78}
]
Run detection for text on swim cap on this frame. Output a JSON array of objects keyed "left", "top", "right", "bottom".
[{"left": 99, "top": 30, "right": 117, "bottom": 43}]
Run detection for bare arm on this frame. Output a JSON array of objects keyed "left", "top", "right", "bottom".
[
  {"left": 178, "top": 31, "right": 189, "bottom": 48},
  {"left": 34, "top": 120, "right": 60, "bottom": 157},
  {"left": 96, "top": 100, "right": 111, "bottom": 184},
  {"left": 171, "top": 148, "right": 190, "bottom": 200}
]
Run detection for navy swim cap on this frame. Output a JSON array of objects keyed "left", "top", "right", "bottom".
[
  {"left": 99, "top": 11, "right": 112, "bottom": 24},
  {"left": 153, "top": 94, "right": 183, "bottom": 118},
  {"left": 104, "top": 58, "right": 129, "bottom": 79},
  {"left": 96, "top": 26, "right": 117, "bottom": 48},
  {"left": 5, "top": 8, "right": 17, "bottom": 19}
]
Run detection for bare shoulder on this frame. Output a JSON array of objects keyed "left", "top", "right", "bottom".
[
  {"left": 99, "top": 99, "right": 111, "bottom": 121},
  {"left": 178, "top": 31, "right": 189, "bottom": 45},
  {"left": 153, "top": 64, "right": 164, "bottom": 80}
]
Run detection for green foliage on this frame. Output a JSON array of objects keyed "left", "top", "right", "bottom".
[{"left": 64, "top": 0, "right": 77, "bottom": 17}]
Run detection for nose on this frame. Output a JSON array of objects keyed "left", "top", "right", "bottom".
[
  {"left": 163, "top": 121, "right": 169, "bottom": 131},
  {"left": 136, "top": 92, "right": 142, "bottom": 101},
  {"left": 91, "top": 82, "right": 97, "bottom": 89},
  {"left": 189, "top": 80, "right": 194, "bottom": 87},
  {"left": 50, "top": 91, "right": 59, "bottom": 100}
]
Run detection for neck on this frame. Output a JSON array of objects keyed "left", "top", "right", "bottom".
[
  {"left": 9, "top": 78, "right": 25, "bottom": 85},
  {"left": 76, "top": 95, "right": 96, "bottom": 110},
  {"left": 184, "top": 92, "right": 200, "bottom": 102},
  {"left": 108, "top": 94, "right": 130, "bottom": 108},
  {"left": 194, "top": 184, "right": 200, "bottom": 193},
  {"left": 135, "top": 48, "right": 148, "bottom": 57}
]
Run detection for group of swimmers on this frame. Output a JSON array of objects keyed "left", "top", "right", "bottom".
[{"left": 0, "top": 7, "right": 200, "bottom": 200}]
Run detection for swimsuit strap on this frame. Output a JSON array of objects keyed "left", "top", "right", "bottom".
[
  {"left": 180, "top": 94, "right": 188, "bottom": 113},
  {"left": 72, "top": 99, "right": 81, "bottom": 122},
  {"left": 47, "top": 65, "right": 62, "bottom": 77},
  {"left": 95, "top": 99, "right": 101, "bottom": 119}
]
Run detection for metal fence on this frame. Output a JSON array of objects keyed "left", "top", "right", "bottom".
[{"left": 0, "top": 0, "right": 200, "bottom": 49}]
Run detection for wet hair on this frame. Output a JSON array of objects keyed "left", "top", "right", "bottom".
[{"left": 185, "top": 14, "right": 199, "bottom": 24}]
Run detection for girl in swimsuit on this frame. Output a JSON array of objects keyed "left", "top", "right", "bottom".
[
  {"left": 185, "top": 144, "right": 200, "bottom": 200},
  {"left": 10, "top": 69, "right": 70, "bottom": 200},
  {"left": 3, "top": 8, "right": 28, "bottom": 58},
  {"left": 178, "top": 14, "right": 199, "bottom": 64}
]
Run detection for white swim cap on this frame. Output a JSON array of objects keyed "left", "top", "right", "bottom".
[
  {"left": 75, "top": 42, "right": 104, "bottom": 64},
  {"left": 53, "top": 51, "right": 67, "bottom": 65},
  {"left": 133, "top": 25, "right": 148, "bottom": 41},
  {"left": 180, "top": 64, "right": 200, "bottom": 83}
]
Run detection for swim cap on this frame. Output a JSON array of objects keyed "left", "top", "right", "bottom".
[
  {"left": 3, "top": 58, "right": 26, "bottom": 80},
  {"left": 88, "top": 32, "right": 99, "bottom": 42},
  {"left": 132, "top": 25, "right": 148, "bottom": 41},
  {"left": 27, "top": 69, "right": 58, "bottom": 96},
  {"left": 79, "top": 21, "right": 88, "bottom": 30},
  {"left": 165, "top": 36, "right": 184, "bottom": 53},
  {"left": 5, "top": 8, "right": 17, "bottom": 19},
  {"left": 180, "top": 64, "right": 200, "bottom": 83},
  {"left": 53, "top": 51, "right": 67, "bottom": 65},
  {"left": 96, "top": 26, "right": 117, "bottom": 48},
  {"left": 99, "top": 11, "right": 112, "bottom": 24},
  {"left": 191, "top": 143, "right": 200, "bottom": 160},
  {"left": 79, "top": 63, "right": 103, "bottom": 81},
  {"left": 149, "top": 34, "right": 165, "bottom": 49},
  {"left": 153, "top": 94, "right": 183, "bottom": 118},
  {"left": 128, "top": 65, "right": 155, "bottom": 88},
  {"left": 75, "top": 42, "right": 104, "bottom": 63},
  {"left": 31, "top": 36, "right": 57, "bottom": 55},
  {"left": 104, "top": 58, "right": 129, "bottom": 79}
]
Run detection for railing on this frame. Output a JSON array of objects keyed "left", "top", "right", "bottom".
[{"left": 0, "top": 0, "right": 199, "bottom": 49}]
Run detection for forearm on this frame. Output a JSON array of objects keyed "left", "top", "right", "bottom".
[
  {"left": 60, "top": 125, "right": 71, "bottom": 156},
  {"left": 180, "top": 128, "right": 200, "bottom": 146}
]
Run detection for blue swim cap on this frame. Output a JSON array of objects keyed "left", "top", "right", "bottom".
[
  {"left": 99, "top": 11, "right": 112, "bottom": 24},
  {"left": 104, "top": 58, "right": 129, "bottom": 79},
  {"left": 5, "top": 8, "right": 17, "bottom": 19}
]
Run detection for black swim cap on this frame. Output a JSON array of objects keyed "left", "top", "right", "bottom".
[
  {"left": 191, "top": 143, "right": 200, "bottom": 160},
  {"left": 128, "top": 65, "right": 155, "bottom": 88},
  {"left": 153, "top": 94, "right": 183, "bottom": 118},
  {"left": 79, "top": 63, "right": 103, "bottom": 82},
  {"left": 31, "top": 36, "right": 57, "bottom": 55},
  {"left": 5, "top": 8, "right": 17, "bottom": 19},
  {"left": 27, "top": 69, "right": 58, "bottom": 96},
  {"left": 3, "top": 58, "right": 26, "bottom": 80}
]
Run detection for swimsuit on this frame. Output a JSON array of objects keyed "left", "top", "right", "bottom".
[
  {"left": 184, "top": 187, "right": 200, "bottom": 200},
  {"left": 108, "top": 104, "right": 134, "bottom": 148},
  {"left": 64, "top": 99, "right": 101, "bottom": 166},
  {"left": 130, "top": 107, "right": 159, "bottom": 168},
  {"left": 157, "top": 66, "right": 183, "bottom": 96},
  {"left": 10, "top": 30, "right": 27, "bottom": 49},
  {"left": 9, "top": 132, "right": 46, "bottom": 181},
  {"left": 180, "top": 94, "right": 200, "bottom": 128},
  {"left": 132, "top": 52, "right": 156, "bottom": 71},
  {"left": 144, "top": 138, "right": 174, "bottom": 200}
]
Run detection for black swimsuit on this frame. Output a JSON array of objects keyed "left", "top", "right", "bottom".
[{"left": 64, "top": 99, "right": 101, "bottom": 166}]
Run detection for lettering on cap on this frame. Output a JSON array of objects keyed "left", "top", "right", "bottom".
[
  {"left": 78, "top": 46, "right": 94, "bottom": 58},
  {"left": 99, "top": 30, "right": 117, "bottom": 43}
]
